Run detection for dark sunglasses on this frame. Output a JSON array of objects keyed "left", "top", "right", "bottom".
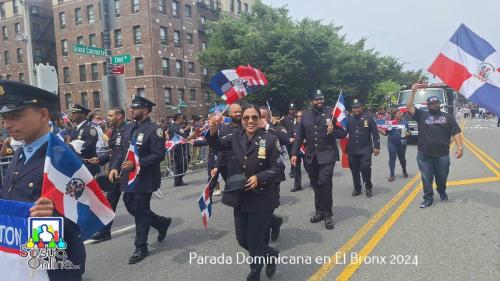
[{"left": 242, "top": 115, "right": 260, "bottom": 122}]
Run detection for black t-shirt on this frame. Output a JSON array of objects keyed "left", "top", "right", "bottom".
[{"left": 414, "top": 109, "right": 461, "bottom": 157}]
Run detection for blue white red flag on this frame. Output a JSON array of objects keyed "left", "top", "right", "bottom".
[
  {"left": 198, "top": 176, "right": 219, "bottom": 229},
  {"left": 60, "top": 111, "right": 71, "bottom": 123},
  {"left": 41, "top": 134, "right": 115, "bottom": 240},
  {"left": 126, "top": 138, "right": 141, "bottom": 189},
  {"left": 332, "top": 92, "right": 350, "bottom": 168},
  {"left": 210, "top": 65, "right": 268, "bottom": 104},
  {"left": 165, "top": 133, "right": 188, "bottom": 151},
  {"left": 429, "top": 24, "right": 500, "bottom": 116}
]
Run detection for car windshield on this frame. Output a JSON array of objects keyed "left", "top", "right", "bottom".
[{"left": 398, "top": 89, "right": 444, "bottom": 106}]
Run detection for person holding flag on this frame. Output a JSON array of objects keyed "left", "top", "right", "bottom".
[
  {"left": 167, "top": 113, "right": 191, "bottom": 186},
  {"left": 0, "top": 80, "right": 86, "bottom": 280},
  {"left": 109, "top": 95, "right": 172, "bottom": 264}
]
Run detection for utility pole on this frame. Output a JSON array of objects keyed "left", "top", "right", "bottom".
[
  {"left": 20, "top": 0, "right": 34, "bottom": 85},
  {"left": 101, "top": 0, "right": 119, "bottom": 110}
]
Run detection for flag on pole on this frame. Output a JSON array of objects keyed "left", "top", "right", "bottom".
[
  {"left": 60, "top": 111, "right": 71, "bottom": 123},
  {"left": 126, "top": 138, "right": 141, "bottom": 189},
  {"left": 428, "top": 24, "right": 500, "bottom": 116},
  {"left": 332, "top": 91, "right": 350, "bottom": 168},
  {"left": 210, "top": 65, "right": 268, "bottom": 104},
  {"left": 41, "top": 134, "right": 115, "bottom": 240},
  {"left": 197, "top": 176, "right": 219, "bottom": 229},
  {"left": 165, "top": 133, "right": 189, "bottom": 151}
]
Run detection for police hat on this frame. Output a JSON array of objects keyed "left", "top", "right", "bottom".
[
  {"left": 0, "top": 80, "right": 58, "bottom": 114},
  {"left": 309, "top": 89, "right": 324, "bottom": 100},
  {"left": 223, "top": 174, "right": 247, "bottom": 193},
  {"left": 351, "top": 99, "right": 363, "bottom": 107},
  {"left": 426, "top": 96, "right": 441, "bottom": 104},
  {"left": 68, "top": 103, "right": 91, "bottom": 114},
  {"left": 130, "top": 95, "right": 156, "bottom": 109},
  {"left": 289, "top": 103, "right": 296, "bottom": 110}
]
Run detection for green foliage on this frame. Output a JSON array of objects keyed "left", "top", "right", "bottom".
[{"left": 199, "top": 1, "right": 421, "bottom": 114}]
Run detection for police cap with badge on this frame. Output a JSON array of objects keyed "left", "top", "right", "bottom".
[
  {"left": 0, "top": 80, "right": 58, "bottom": 114},
  {"left": 351, "top": 98, "right": 363, "bottom": 108},
  {"left": 130, "top": 95, "right": 156, "bottom": 110},
  {"left": 221, "top": 174, "right": 247, "bottom": 208},
  {"left": 68, "top": 103, "right": 91, "bottom": 115},
  {"left": 309, "top": 89, "right": 325, "bottom": 100}
]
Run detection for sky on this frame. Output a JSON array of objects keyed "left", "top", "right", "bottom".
[{"left": 262, "top": 0, "right": 500, "bottom": 72}]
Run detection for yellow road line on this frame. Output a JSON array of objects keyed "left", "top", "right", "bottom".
[
  {"left": 463, "top": 141, "right": 500, "bottom": 177},
  {"left": 307, "top": 175, "right": 420, "bottom": 281},
  {"left": 463, "top": 137, "right": 500, "bottom": 170},
  {"left": 447, "top": 177, "right": 500, "bottom": 186}
]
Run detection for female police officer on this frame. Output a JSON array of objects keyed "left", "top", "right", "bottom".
[{"left": 207, "top": 105, "right": 284, "bottom": 281}]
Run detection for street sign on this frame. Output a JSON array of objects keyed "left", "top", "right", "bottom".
[
  {"left": 111, "top": 54, "right": 132, "bottom": 64},
  {"left": 112, "top": 65, "right": 125, "bottom": 75},
  {"left": 73, "top": 44, "right": 106, "bottom": 57}
]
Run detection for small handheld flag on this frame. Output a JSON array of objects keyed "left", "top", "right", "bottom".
[
  {"left": 332, "top": 91, "right": 350, "bottom": 168},
  {"left": 198, "top": 176, "right": 219, "bottom": 229},
  {"left": 165, "top": 133, "right": 189, "bottom": 151},
  {"left": 126, "top": 138, "right": 141, "bottom": 189}
]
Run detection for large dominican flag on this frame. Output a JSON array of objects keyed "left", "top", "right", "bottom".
[
  {"left": 126, "top": 138, "right": 141, "bottom": 189},
  {"left": 210, "top": 65, "right": 268, "bottom": 104},
  {"left": 428, "top": 24, "right": 500, "bottom": 116},
  {"left": 332, "top": 92, "right": 350, "bottom": 168},
  {"left": 42, "top": 133, "right": 115, "bottom": 240}
]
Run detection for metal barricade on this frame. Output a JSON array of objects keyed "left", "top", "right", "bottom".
[{"left": 161, "top": 143, "right": 209, "bottom": 179}]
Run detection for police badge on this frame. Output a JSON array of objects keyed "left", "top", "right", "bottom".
[
  {"left": 258, "top": 139, "right": 266, "bottom": 159},
  {"left": 364, "top": 119, "right": 369, "bottom": 128},
  {"left": 90, "top": 128, "right": 97, "bottom": 136},
  {"left": 156, "top": 128, "right": 164, "bottom": 137},
  {"left": 0, "top": 85, "right": 4, "bottom": 96}
]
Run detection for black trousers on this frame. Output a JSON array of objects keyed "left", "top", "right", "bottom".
[
  {"left": 101, "top": 183, "right": 122, "bottom": 234},
  {"left": 234, "top": 209, "right": 277, "bottom": 281},
  {"left": 349, "top": 153, "right": 373, "bottom": 191},
  {"left": 286, "top": 144, "right": 295, "bottom": 176},
  {"left": 293, "top": 156, "right": 302, "bottom": 188},
  {"left": 123, "top": 192, "right": 163, "bottom": 250},
  {"left": 307, "top": 157, "right": 335, "bottom": 217},
  {"left": 174, "top": 152, "right": 188, "bottom": 185},
  {"left": 219, "top": 165, "right": 229, "bottom": 181}
]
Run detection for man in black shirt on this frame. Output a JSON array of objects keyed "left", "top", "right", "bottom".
[{"left": 407, "top": 83, "right": 463, "bottom": 208}]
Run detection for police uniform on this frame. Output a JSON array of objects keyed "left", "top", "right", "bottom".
[
  {"left": 0, "top": 81, "right": 86, "bottom": 281},
  {"left": 292, "top": 90, "right": 347, "bottom": 229},
  {"left": 208, "top": 127, "right": 284, "bottom": 281},
  {"left": 289, "top": 119, "right": 303, "bottom": 191},
  {"left": 346, "top": 99, "right": 380, "bottom": 197},
  {"left": 167, "top": 121, "right": 189, "bottom": 186},
  {"left": 215, "top": 122, "right": 242, "bottom": 181},
  {"left": 68, "top": 104, "right": 100, "bottom": 176},
  {"left": 281, "top": 103, "right": 296, "bottom": 176},
  {"left": 111, "top": 95, "right": 171, "bottom": 264}
]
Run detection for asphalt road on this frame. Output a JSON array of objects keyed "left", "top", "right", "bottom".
[{"left": 82, "top": 117, "right": 500, "bottom": 281}]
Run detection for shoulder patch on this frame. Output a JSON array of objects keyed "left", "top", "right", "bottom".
[
  {"left": 275, "top": 138, "right": 281, "bottom": 150},
  {"left": 156, "top": 127, "right": 164, "bottom": 137},
  {"left": 281, "top": 128, "right": 287, "bottom": 133},
  {"left": 90, "top": 128, "right": 97, "bottom": 136}
]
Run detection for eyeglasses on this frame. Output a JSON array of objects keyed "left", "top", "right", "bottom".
[
  {"left": 296, "top": 115, "right": 302, "bottom": 118},
  {"left": 242, "top": 115, "right": 259, "bottom": 122}
]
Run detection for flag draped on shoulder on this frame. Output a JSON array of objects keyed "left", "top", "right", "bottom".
[
  {"left": 165, "top": 133, "right": 189, "bottom": 151},
  {"left": 332, "top": 92, "right": 350, "bottom": 168},
  {"left": 41, "top": 133, "right": 115, "bottom": 240},
  {"left": 210, "top": 65, "right": 268, "bottom": 104},
  {"left": 428, "top": 24, "right": 500, "bottom": 116},
  {"left": 126, "top": 138, "right": 141, "bottom": 189}
]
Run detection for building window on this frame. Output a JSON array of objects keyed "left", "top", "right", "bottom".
[
  {"left": 185, "top": 4, "right": 192, "bottom": 17},
  {"left": 131, "top": 0, "right": 139, "bottom": 13},
  {"left": 13, "top": 0, "right": 19, "bottom": 15},
  {"left": 34, "top": 48, "right": 43, "bottom": 63},
  {"left": 114, "top": 29, "right": 122, "bottom": 47},
  {"left": 64, "top": 93, "right": 73, "bottom": 109},
  {"left": 59, "top": 12, "right": 66, "bottom": 29},
  {"left": 18, "top": 73, "right": 24, "bottom": 83},
  {"left": 79, "top": 64, "right": 86, "bottom": 82},
  {"left": 189, "top": 89, "right": 196, "bottom": 101},
  {"left": 6, "top": 74, "right": 11, "bottom": 80},
  {"left": 200, "top": 16, "right": 206, "bottom": 25},
  {"left": 0, "top": 2, "right": 5, "bottom": 19},
  {"left": 16, "top": 48, "right": 23, "bottom": 63},
  {"left": 63, "top": 67, "right": 70, "bottom": 83},
  {"left": 14, "top": 23, "right": 20, "bottom": 34},
  {"left": 159, "top": 0, "right": 166, "bottom": 14},
  {"left": 133, "top": 25, "right": 141, "bottom": 45},
  {"left": 174, "top": 30, "right": 181, "bottom": 47},
  {"left": 186, "top": 33, "right": 193, "bottom": 45},
  {"left": 93, "top": 91, "right": 100, "bottom": 108},
  {"left": 114, "top": 0, "right": 120, "bottom": 17},
  {"left": 204, "top": 91, "right": 210, "bottom": 103},
  {"left": 3, "top": 50, "right": 9, "bottom": 65},
  {"left": 160, "top": 26, "right": 167, "bottom": 45},
  {"left": 61, "top": 39, "right": 68, "bottom": 56},
  {"left": 89, "top": 34, "right": 96, "bottom": 47},
  {"left": 202, "top": 67, "right": 208, "bottom": 81},
  {"left": 188, "top": 62, "right": 195, "bottom": 73},
  {"left": 136, "top": 88, "right": 145, "bottom": 97},
  {"left": 201, "top": 42, "right": 207, "bottom": 49},
  {"left": 178, "top": 89, "right": 185, "bottom": 103},
  {"left": 164, "top": 88, "right": 171, "bottom": 105},
  {"left": 75, "top": 8, "right": 82, "bottom": 25},
  {"left": 81, "top": 92, "right": 88, "bottom": 108},
  {"left": 87, "top": 5, "right": 95, "bottom": 23},
  {"left": 91, "top": 63, "right": 99, "bottom": 80},
  {"left": 162, "top": 58, "right": 169, "bottom": 76},
  {"left": 175, "top": 60, "right": 183, "bottom": 77},
  {"left": 172, "top": 0, "right": 179, "bottom": 17},
  {"left": 230, "top": 0, "right": 234, "bottom": 12},
  {"left": 244, "top": 3, "right": 248, "bottom": 13},
  {"left": 2, "top": 26, "right": 7, "bottom": 40},
  {"left": 77, "top": 36, "right": 84, "bottom": 45},
  {"left": 135, "top": 57, "right": 144, "bottom": 76},
  {"left": 237, "top": 0, "right": 241, "bottom": 14}
]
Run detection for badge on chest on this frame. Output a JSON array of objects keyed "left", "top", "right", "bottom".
[
  {"left": 363, "top": 119, "right": 369, "bottom": 128},
  {"left": 258, "top": 139, "right": 266, "bottom": 159},
  {"left": 137, "top": 133, "right": 144, "bottom": 145}
]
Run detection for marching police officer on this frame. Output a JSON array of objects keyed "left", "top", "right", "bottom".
[
  {"left": 289, "top": 110, "right": 304, "bottom": 192},
  {"left": 281, "top": 103, "right": 296, "bottom": 177},
  {"left": 0, "top": 80, "right": 86, "bottom": 280},
  {"left": 346, "top": 99, "right": 380, "bottom": 198},
  {"left": 167, "top": 113, "right": 190, "bottom": 186},
  {"left": 109, "top": 95, "right": 171, "bottom": 264},
  {"left": 68, "top": 104, "right": 100, "bottom": 176},
  {"left": 91, "top": 107, "right": 127, "bottom": 242},
  {"left": 291, "top": 90, "right": 347, "bottom": 230}
]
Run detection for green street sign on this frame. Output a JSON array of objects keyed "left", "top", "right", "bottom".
[
  {"left": 73, "top": 44, "right": 106, "bottom": 57},
  {"left": 111, "top": 54, "right": 132, "bottom": 64}
]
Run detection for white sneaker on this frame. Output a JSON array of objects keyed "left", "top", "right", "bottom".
[{"left": 213, "top": 189, "right": 222, "bottom": 196}]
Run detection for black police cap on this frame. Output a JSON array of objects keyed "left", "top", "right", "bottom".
[
  {"left": 68, "top": 103, "right": 91, "bottom": 114},
  {"left": 130, "top": 95, "right": 156, "bottom": 109},
  {"left": 308, "top": 89, "right": 324, "bottom": 100},
  {"left": 223, "top": 174, "right": 248, "bottom": 193},
  {"left": 351, "top": 99, "right": 363, "bottom": 107},
  {"left": 0, "top": 80, "right": 58, "bottom": 114}
]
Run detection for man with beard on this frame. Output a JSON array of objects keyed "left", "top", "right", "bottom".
[
  {"left": 346, "top": 99, "right": 380, "bottom": 198},
  {"left": 291, "top": 90, "right": 347, "bottom": 230},
  {"left": 109, "top": 95, "right": 171, "bottom": 264},
  {"left": 68, "top": 104, "right": 100, "bottom": 175},
  {"left": 407, "top": 83, "right": 463, "bottom": 208},
  {"left": 168, "top": 113, "right": 190, "bottom": 186}
]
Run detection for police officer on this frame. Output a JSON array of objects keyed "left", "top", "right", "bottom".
[
  {"left": 68, "top": 104, "right": 100, "bottom": 176},
  {"left": 289, "top": 110, "right": 304, "bottom": 192},
  {"left": 0, "top": 80, "right": 86, "bottom": 280},
  {"left": 281, "top": 103, "right": 296, "bottom": 177},
  {"left": 207, "top": 105, "right": 284, "bottom": 281},
  {"left": 109, "top": 95, "right": 171, "bottom": 264},
  {"left": 167, "top": 113, "right": 190, "bottom": 186},
  {"left": 91, "top": 107, "right": 127, "bottom": 242},
  {"left": 346, "top": 99, "right": 380, "bottom": 198},
  {"left": 291, "top": 90, "right": 347, "bottom": 230}
]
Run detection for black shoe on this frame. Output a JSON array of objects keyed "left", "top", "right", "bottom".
[
  {"left": 439, "top": 192, "right": 449, "bottom": 202},
  {"left": 325, "top": 217, "right": 334, "bottom": 230},
  {"left": 290, "top": 186, "right": 302, "bottom": 192},
  {"left": 352, "top": 190, "right": 362, "bottom": 197},
  {"left": 174, "top": 182, "right": 187, "bottom": 186},
  {"left": 419, "top": 200, "right": 433, "bottom": 208},
  {"left": 158, "top": 217, "right": 172, "bottom": 242},
  {"left": 310, "top": 214, "right": 324, "bottom": 223},
  {"left": 90, "top": 231, "right": 111, "bottom": 243},
  {"left": 403, "top": 171, "right": 409, "bottom": 178},
  {"left": 128, "top": 248, "right": 149, "bottom": 264},
  {"left": 366, "top": 189, "right": 373, "bottom": 198},
  {"left": 265, "top": 250, "right": 279, "bottom": 278},
  {"left": 271, "top": 217, "right": 283, "bottom": 242}
]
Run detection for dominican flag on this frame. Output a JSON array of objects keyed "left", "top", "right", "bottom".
[
  {"left": 60, "top": 111, "right": 71, "bottom": 123},
  {"left": 197, "top": 176, "right": 219, "bottom": 229},
  {"left": 126, "top": 138, "right": 140, "bottom": 189},
  {"left": 165, "top": 133, "right": 188, "bottom": 151},
  {"left": 332, "top": 92, "right": 350, "bottom": 168},
  {"left": 210, "top": 65, "right": 268, "bottom": 104},
  {"left": 429, "top": 24, "right": 500, "bottom": 117},
  {"left": 41, "top": 133, "right": 115, "bottom": 240}
]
